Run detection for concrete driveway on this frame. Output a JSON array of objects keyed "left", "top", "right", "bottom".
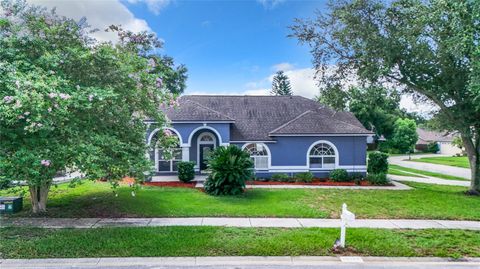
[{"left": 389, "top": 154, "right": 470, "bottom": 179}]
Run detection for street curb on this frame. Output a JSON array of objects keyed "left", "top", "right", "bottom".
[{"left": 1, "top": 256, "right": 480, "bottom": 268}]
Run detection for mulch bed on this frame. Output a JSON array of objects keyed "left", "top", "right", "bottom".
[{"left": 143, "top": 182, "right": 196, "bottom": 188}]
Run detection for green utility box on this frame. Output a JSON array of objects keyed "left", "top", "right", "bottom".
[{"left": 0, "top": 197, "right": 23, "bottom": 214}]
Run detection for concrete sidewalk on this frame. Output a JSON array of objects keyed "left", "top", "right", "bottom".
[
  {"left": 2, "top": 256, "right": 480, "bottom": 268},
  {"left": 2, "top": 217, "right": 480, "bottom": 230}
]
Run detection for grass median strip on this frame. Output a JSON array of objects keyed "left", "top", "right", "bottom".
[
  {"left": 389, "top": 164, "right": 468, "bottom": 181},
  {"left": 2, "top": 181, "right": 480, "bottom": 220},
  {"left": 1, "top": 227, "right": 479, "bottom": 258},
  {"left": 410, "top": 156, "right": 470, "bottom": 168}
]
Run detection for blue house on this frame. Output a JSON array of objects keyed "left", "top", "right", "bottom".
[{"left": 145, "top": 95, "right": 372, "bottom": 178}]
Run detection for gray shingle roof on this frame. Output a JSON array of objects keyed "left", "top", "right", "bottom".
[
  {"left": 416, "top": 128, "right": 457, "bottom": 144},
  {"left": 162, "top": 95, "right": 372, "bottom": 141}
]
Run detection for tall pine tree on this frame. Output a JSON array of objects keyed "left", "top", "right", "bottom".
[{"left": 271, "top": 71, "right": 293, "bottom": 96}]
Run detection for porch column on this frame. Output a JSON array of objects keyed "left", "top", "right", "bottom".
[{"left": 182, "top": 146, "right": 190, "bottom": 162}]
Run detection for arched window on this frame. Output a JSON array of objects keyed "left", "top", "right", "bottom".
[
  {"left": 199, "top": 133, "right": 215, "bottom": 142},
  {"left": 244, "top": 143, "right": 269, "bottom": 170},
  {"left": 156, "top": 132, "right": 182, "bottom": 172},
  {"left": 309, "top": 142, "right": 336, "bottom": 169}
]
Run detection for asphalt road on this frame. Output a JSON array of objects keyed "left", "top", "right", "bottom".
[{"left": 5, "top": 264, "right": 479, "bottom": 269}]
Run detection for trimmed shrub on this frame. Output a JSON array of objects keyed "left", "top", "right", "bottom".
[
  {"left": 367, "top": 151, "right": 389, "bottom": 174},
  {"left": 271, "top": 173, "right": 290, "bottom": 182},
  {"left": 367, "top": 173, "right": 389, "bottom": 185},
  {"left": 329, "top": 169, "right": 350, "bottom": 182},
  {"left": 177, "top": 161, "right": 195, "bottom": 183},
  {"left": 426, "top": 142, "right": 439, "bottom": 153},
  {"left": 204, "top": 145, "right": 253, "bottom": 195},
  {"left": 349, "top": 172, "right": 365, "bottom": 181},
  {"left": 295, "top": 172, "right": 314, "bottom": 183}
]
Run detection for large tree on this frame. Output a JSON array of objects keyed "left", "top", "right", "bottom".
[
  {"left": 318, "top": 85, "right": 404, "bottom": 138},
  {"left": 271, "top": 70, "right": 293, "bottom": 96},
  {"left": 0, "top": 1, "right": 185, "bottom": 212},
  {"left": 291, "top": 0, "right": 480, "bottom": 194}
]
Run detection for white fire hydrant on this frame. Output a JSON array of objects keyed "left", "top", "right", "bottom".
[{"left": 340, "top": 203, "right": 355, "bottom": 248}]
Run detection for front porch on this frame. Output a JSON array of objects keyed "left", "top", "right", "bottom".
[{"left": 147, "top": 125, "right": 227, "bottom": 174}]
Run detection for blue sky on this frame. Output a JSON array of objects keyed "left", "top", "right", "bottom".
[
  {"left": 28, "top": 0, "right": 424, "bottom": 113},
  {"left": 122, "top": 0, "right": 326, "bottom": 96}
]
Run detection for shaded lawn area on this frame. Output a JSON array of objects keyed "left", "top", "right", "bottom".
[
  {"left": 1, "top": 227, "right": 479, "bottom": 258},
  {"left": 389, "top": 164, "right": 469, "bottom": 181},
  {"left": 411, "top": 156, "right": 470, "bottom": 168},
  {"left": 3, "top": 181, "right": 480, "bottom": 220}
]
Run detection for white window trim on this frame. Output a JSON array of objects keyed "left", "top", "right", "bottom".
[
  {"left": 197, "top": 132, "right": 217, "bottom": 170},
  {"left": 242, "top": 143, "right": 271, "bottom": 170},
  {"left": 155, "top": 146, "right": 182, "bottom": 172},
  {"left": 147, "top": 127, "right": 183, "bottom": 146},
  {"left": 306, "top": 140, "right": 339, "bottom": 170},
  {"left": 187, "top": 126, "right": 228, "bottom": 147}
]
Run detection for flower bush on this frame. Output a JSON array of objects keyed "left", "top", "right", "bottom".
[
  {"left": 204, "top": 145, "right": 253, "bottom": 195},
  {"left": 0, "top": 1, "right": 186, "bottom": 213}
]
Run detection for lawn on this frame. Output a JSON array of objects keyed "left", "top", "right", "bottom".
[
  {"left": 3, "top": 180, "right": 480, "bottom": 220},
  {"left": 1, "top": 227, "right": 479, "bottom": 258},
  {"left": 410, "top": 156, "right": 470, "bottom": 168},
  {"left": 389, "top": 164, "right": 469, "bottom": 181},
  {"left": 387, "top": 166, "right": 424, "bottom": 177}
]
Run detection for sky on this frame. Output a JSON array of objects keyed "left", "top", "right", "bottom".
[{"left": 26, "top": 0, "right": 426, "bottom": 113}]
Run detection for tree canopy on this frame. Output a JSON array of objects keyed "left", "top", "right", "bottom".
[
  {"left": 318, "top": 85, "right": 406, "bottom": 139},
  {"left": 271, "top": 71, "right": 293, "bottom": 96},
  {"left": 0, "top": 0, "right": 186, "bottom": 212},
  {"left": 391, "top": 118, "right": 418, "bottom": 154},
  {"left": 291, "top": 0, "right": 480, "bottom": 193}
]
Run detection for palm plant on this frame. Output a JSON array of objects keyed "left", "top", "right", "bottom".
[{"left": 204, "top": 145, "right": 253, "bottom": 195}]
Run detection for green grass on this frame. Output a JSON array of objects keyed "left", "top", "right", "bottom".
[
  {"left": 389, "top": 164, "right": 469, "bottom": 181},
  {"left": 1, "top": 227, "right": 479, "bottom": 258},
  {"left": 387, "top": 167, "right": 424, "bottom": 177},
  {"left": 410, "top": 156, "right": 470, "bottom": 168},
  {"left": 3, "top": 180, "right": 480, "bottom": 220}
]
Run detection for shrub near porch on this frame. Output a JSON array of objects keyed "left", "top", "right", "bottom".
[{"left": 3, "top": 180, "right": 480, "bottom": 220}]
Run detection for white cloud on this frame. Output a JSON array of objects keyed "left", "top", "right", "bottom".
[
  {"left": 243, "top": 66, "right": 318, "bottom": 98},
  {"left": 239, "top": 64, "right": 431, "bottom": 114},
  {"left": 256, "top": 0, "right": 285, "bottom": 9},
  {"left": 272, "top": 62, "right": 294, "bottom": 72},
  {"left": 127, "top": 0, "right": 171, "bottom": 15},
  {"left": 28, "top": 0, "right": 152, "bottom": 42}
]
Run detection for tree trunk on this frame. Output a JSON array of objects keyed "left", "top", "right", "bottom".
[
  {"left": 29, "top": 183, "right": 51, "bottom": 213},
  {"left": 462, "top": 133, "right": 480, "bottom": 195}
]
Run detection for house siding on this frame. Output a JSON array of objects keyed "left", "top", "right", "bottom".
[
  {"left": 146, "top": 121, "right": 368, "bottom": 177},
  {"left": 231, "top": 136, "right": 367, "bottom": 178}
]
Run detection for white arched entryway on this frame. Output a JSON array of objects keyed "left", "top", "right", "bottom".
[{"left": 196, "top": 132, "right": 217, "bottom": 171}]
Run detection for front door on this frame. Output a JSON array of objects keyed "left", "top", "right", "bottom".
[{"left": 199, "top": 144, "right": 214, "bottom": 170}]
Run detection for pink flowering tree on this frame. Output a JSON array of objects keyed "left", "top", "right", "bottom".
[{"left": 0, "top": 1, "right": 186, "bottom": 213}]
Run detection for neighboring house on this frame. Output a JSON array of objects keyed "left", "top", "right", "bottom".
[
  {"left": 416, "top": 128, "right": 462, "bottom": 155},
  {"left": 145, "top": 95, "right": 372, "bottom": 178}
]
